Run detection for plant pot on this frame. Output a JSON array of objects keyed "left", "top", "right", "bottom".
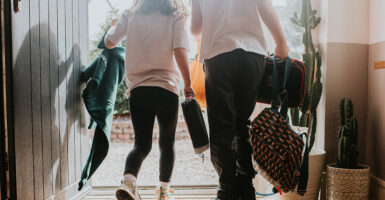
[
  {"left": 326, "top": 164, "right": 370, "bottom": 200},
  {"left": 277, "top": 148, "right": 326, "bottom": 200}
]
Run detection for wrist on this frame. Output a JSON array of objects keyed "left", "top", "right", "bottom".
[
  {"left": 276, "top": 41, "right": 288, "bottom": 48},
  {"left": 184, "top": 81, "right": 191, "bottom": 87}
]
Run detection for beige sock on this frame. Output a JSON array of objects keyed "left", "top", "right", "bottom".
[
  {"left": 160, "top": 181, "right": 170, "bottom": 189},
  {"left": 123, "top": 173, "right": 137, "bottom": 183}
]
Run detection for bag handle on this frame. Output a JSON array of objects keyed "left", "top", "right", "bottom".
[
  {"left": 270, "top": 56, "right": 311, "bottom": 196},
  {"left": 297, "top": 135, "right": 310, "bottom": 195},
  {"left": 280, "top": 57, "right": 292, "bottom": 117},
  {"left": 256, "top": 188, "right": 279, "bottom": 197},
  {"left": 271, "top": 55, "right": 292, "bottom": 117},
  {"left": 279, "top": 57, "right": 309, "bottom": 195}
]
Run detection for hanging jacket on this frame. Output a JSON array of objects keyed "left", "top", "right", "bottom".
[{"left": 78, "top": 27, "right": 125, "bottom": 190}]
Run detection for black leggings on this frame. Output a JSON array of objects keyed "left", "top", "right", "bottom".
[{"left": 124, "top": 86, "right": 179, "bottom": 182}]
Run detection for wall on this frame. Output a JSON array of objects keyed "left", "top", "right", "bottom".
[
  {"left": 320, "top": 0, "right": 369, "bottom": 166},
  {"left": 318, "top": 0, "right": 385, "bottom": 199},
  {"left": 367, "top": 0, "right": 385, "bottom": 198},
  {"left": 11, "top": 0, "right": 91, "bottom": 199}
]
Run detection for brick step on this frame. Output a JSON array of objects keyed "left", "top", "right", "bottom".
[
  {"left": 89, "top": 119, "right": 191, "bottom": 142},
  {"left": 112, "top": 119, "right": 187, "bottom": 129}
]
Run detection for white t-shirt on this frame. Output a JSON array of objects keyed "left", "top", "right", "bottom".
[
  {"left": 197, "top": 0, "right": 267, "bottom": 62},
  {"left": 106, "top": 10, "right": 189, "bottom": 96}
]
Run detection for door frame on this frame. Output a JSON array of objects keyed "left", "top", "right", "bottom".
[{"left": 1, "top": 0, "right": 16, "bottom": 199}]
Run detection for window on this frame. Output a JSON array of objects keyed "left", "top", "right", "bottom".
[{"left": 272, "top": 0, "right": 304, "bottom": 60}]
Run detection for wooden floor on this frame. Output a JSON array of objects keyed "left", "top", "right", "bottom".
[
  {"left": 82, "top": 185, "right": 216, "bottom": 200},
  {"left": 82, "top": 185, "right": 277, "bottom": 200}
]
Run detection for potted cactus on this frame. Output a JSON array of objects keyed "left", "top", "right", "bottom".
[
  {"left": 278, "top": 1, "right": 326, "bottom": 199},
  {"left": 326, "top": 98, "right": 370, "bottom": 200}
]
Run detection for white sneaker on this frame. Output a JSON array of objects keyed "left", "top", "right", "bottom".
[
  {"left": 155, "top": 186, "right": 175, "bottom": 200},
  {"left": 116, "top": 179, "right": 141, "bottom": 200}
]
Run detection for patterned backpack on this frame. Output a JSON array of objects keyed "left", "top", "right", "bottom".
[{"left": 250, "top": 56, "right": 309, "bottom": 195}]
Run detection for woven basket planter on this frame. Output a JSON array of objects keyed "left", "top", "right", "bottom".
[{"left": 326, "top": 164, "right": 370, "bottom": 200}]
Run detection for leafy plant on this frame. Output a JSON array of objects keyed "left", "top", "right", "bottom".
[
  {"left": 89, "top": 7, "right": 119, "bottom": 64},
  {"left": 337, "top": 98, "right": 358, "bottom": 169},
  {"left": 290, "top": 0, "right": 322, "bottom": 152},
  {"left": 273, "top": 0, "right": 304, "bottom": 60},
  {"left": 114, "top": 81, "right": 130, "bottom": 115}
]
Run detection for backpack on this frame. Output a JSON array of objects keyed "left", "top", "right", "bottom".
[{"left": 250, "top": 56, "right": 309, "bottom": 195}]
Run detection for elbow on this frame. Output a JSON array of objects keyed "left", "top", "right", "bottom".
[
  {"left": 190, "top": 26, "right": 202, "bottom": 39},
  {"left": 104, "top": 38, "right": 116, "bottom": 49},
  {"left": 173, "top": 47, "right": 187, "bottom": 55}
]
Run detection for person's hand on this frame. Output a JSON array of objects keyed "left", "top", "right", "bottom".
[
  {"left": 274, "top": 43, "right": 289, "bottom": 59},
  {"left": 111, "top": 18, "right": 118, "bottom": 26},
  {"left": 184, "top": 85, "right": 196, "bottom": 99}
]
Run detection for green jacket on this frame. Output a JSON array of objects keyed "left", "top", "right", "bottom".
[{"left": 78, "top": 28, "right": 125, "bottom": 190}]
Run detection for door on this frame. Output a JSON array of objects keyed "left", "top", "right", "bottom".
[
  {"left": 10, "top": 0, "right": 91, "bottom": 199},
  {"left": 1, "top": 5, "right": 5, "bottom": 196},
  {"left": 1, "top": 0, "right": 15, "bottom": 199}
]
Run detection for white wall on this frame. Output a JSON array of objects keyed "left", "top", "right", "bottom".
[
  {"left": 327, "top": 0, "right": 369, "bottom": 44},
  {"left": 318, "top": 0, "right": 370, "bottom": 164},
  {"left": 367, "top": 1, "right": 385, "bottom": 198},
  {"left": 369, "top": 0, "right": 385, "bottom": 44}
]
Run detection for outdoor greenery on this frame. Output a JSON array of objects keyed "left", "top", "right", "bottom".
[
  {"left": 89, "top": 0, "right": 308, "bottom": 116},
  {"left": 289, "top": 0, "right": 322, "bottom": 152},
  {"left": 337, "top": 98, "right": 359, "bottom": 169},
  {"left": 273, "top": 0, "right": 304, "bottom": 60}
]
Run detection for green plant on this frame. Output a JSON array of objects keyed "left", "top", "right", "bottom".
[
  {"left": 290, "top": 0, "right": 322, "bottom": 152},
  {"left": 337, "top": 98, "right": 358, "bottom": 169},
  {"left": 89, "top": 7, "right": 120, "bottom": 64},
  {"left": 114, "top": 81, "right": 130, "bottom": 115}
]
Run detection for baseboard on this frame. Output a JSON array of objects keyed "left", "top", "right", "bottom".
[
  {"left": 370, "top": 175, "right": 385, "bottom": 200},
  {"left": 47, "top": 181, "right": 92, "bottom": 200}
]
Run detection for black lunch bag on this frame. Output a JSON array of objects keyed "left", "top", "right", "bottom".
[
  {"left": 257, "top": 56, "right": 306, "bottom": 108},
  {"left": 181, "top": 98, "right": 209, "bottom": 154}
]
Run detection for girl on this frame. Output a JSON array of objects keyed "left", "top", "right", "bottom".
[{"left": 104, "top": 0, "right": 194, "bottom": 199}]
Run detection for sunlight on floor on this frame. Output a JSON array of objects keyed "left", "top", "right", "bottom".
[{"left": 82, "top": 186, "right": 278, "bottom": 200}]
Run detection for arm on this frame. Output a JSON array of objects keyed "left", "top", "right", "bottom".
[
  {"left": 174, "top": 48, "right": 195, "bottom": 98},
  {"left": 190, "top": 0, "right": 202, "bottom": 38},
  {"left": 105, "top": 9, "right": 130, "bottom": 49},
  {"left": 105, "top": 38, "right": 117, "bottom": 49},
  {"left": 105, "top": 19, "right": 119, "bottom": 49},
  {"left": 256, "top": 0, "right": 289, "bottom": 58}
]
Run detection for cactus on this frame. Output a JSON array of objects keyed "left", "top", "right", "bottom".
[
  {"left": 290, "top": 0, "right": 323, "bottom": 152},
  {"left": 337, "top": 98, "right": 358, "bottom": 169}
]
